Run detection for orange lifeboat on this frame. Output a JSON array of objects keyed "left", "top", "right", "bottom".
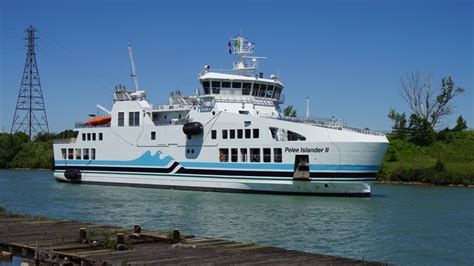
[{"left": 85, "top": 116, "right": 111, "bottom": 126}]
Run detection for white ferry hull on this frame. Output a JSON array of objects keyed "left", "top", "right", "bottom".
[{"left": 53, "top": 171, "right": 373, "bottom": 196}]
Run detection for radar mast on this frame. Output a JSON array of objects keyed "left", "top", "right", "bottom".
[{"left": 229, "top": 35, "right": 266, "bottom": 74}]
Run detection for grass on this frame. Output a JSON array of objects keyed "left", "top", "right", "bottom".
[{"left": 379, "top": 131, "right": 474, "bottom": 186}]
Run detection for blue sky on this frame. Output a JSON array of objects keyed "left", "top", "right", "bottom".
[{"left": 1, "top": 0, "right": 472, "bottom": 133}]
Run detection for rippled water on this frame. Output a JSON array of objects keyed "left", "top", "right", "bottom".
[{"left": 0, "top": 170, "right": 472, "bottom": 265}]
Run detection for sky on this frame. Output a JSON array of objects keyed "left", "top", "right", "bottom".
[{"left": 0, "top": 0, "right": 472, "bottom": 134}]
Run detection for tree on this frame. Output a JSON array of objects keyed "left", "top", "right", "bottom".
[
  {"left": 452, "top": 115, "right": 468, "bottom": 132},
  {"left": 400, "top": 73, "right": 464, "bottom": 129},
  {"left": 388, "top": 108, "right": 407, "bottom": 139},
  {"left": 283, "top": 105, "right": 297, "bottom": 117}
]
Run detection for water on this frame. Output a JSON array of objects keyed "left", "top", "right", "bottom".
[{"left": 0, "top": 170, "right": 472, "bottom": 265}]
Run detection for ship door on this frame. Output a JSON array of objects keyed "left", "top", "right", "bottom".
[{"left": 293, "top": 155, "right": 310, "bottom": 181}]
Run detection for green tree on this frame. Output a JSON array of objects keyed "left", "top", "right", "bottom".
[
  {"left": 388, "top": 108, "right": 407, "bottom": 139},
  {"left": 283, "top": 105, "right": 297, "bottom": 117},
  {"left": 409, "top": 113, "right": 435, "bottom": 146},
  {"left": 452, "top": 115, "right": 468, "bottom": 132},
  {"left": 0, "top": 132, "right": 29, "bottom": 168}
]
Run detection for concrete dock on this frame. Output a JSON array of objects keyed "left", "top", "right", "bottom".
[{"left": 0, "top": 209, "right": 382, "bottom": 265}]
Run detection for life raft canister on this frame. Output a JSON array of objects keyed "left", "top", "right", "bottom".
[{"left": 182, "top": 122, "right": 203, "bottom": 136}]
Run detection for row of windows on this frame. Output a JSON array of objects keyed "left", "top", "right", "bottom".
[
  {"left": 202, "top": 80, "right": 282, "bottom": 99},
  {"left": 82, "top": 132, "right": 103, "bottom": 141},
  {"left": 118, "top": 112, "right": 140, "bottom": 127},
  {"left": 61, "top": 148, "right": 96, "bottom": 160},
  {"left": 211, "top": 128, "right": 259, "bottom": 140},
  {"left": 219, "top": 148, "right": 282, "bottom": 163}
]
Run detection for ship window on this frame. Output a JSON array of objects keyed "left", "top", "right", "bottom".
[
  {"left": 212, "top": 81, "right": 221, "bottom": 94},
  {"left": 274, "top": 148, "right": 282, "bottom": 163},
  {"left": 91, "top": 148, "right": 96, "bottom": 160},
  {"left": 202, "top": 81, "right": 210, "bottom": 95},
  {"left": 82, "top": 133, "right": 86, "bottom": 141},
  {"left": 92, "top": 133, "right": 96, "bottom": 141},
  {"left": 263, "top": 148, "right": 271, "bottom": 163},
  {"left": 266, "top": 85, "right": 274, "bottom": 98},
  {"left": 230, "top": 129, "right": 235, "bottom": 139},
  {"left": 68, "top": 149, "right": 74, "bottom": 160},
  {"left": 83, "top": 148, "right": 90, "bottom": 160},
  {"left": 129, "top": 111, "right": 140, "bottom": 126},
  {"left": 240, "top": 148, "right": 248, "bottom": 162},
  {"left": 250, "top": 148, "right": 260, "bottom": 162},
  {"left": 75, "top": 148, "right": 82, "bottom": 160},
  {"left": 151, "top": 131, "right": 156, "bottom": 140},
  {"left": 222, "top": 81, "right": 231, "bottom": 88},
  {"left": 269, "top": 127, "right": 278, "bottom": 140},
  {"left": 239, "top": 110, "right": 249, "bottom": 115},
  {"left": 231, "top": 148, "right": 238, "bottom": 162},
  {"left": 237, "top": 129, "right": 243, "bottom": 139},
  {"left": 288, "top": 130, "right": 306, "bottom": 141},
  {"left": 222, "top": 130, "right": 228, "bottom": 139},
  {"left": 232, "top": 82, "right": 242, "bottom": 89},
  {"left": 245, "top": 129, "right": 251, "bottom": 139},
  {"left": 259, "top": 84, "right": 267, "bottom": 97},
  {"left": 87, "top": 133, "right": 91, "bottom": 141},
  {"left": 252, "top": 83, "right": 260, "bottom": 96},
  {"left": 61, "top": 149, "right": 67, "bottom": 160},
  {"left": 99, "top": 133, "right": 103, "bottom": 141},
  {"left": 242, "top": 83, "right": 251, "bottom": 95},
  {"left": 211, "top": 130, "right": 217, "bottom": 139},
  {"left": 253, "top": 128, "right": 259, "bottom": 138},
  {"left": 219, "top": 148, "right": 229, "bottom": 162},
  {"left": 118, "top": 112, "right": 125, "bottom": 127}
]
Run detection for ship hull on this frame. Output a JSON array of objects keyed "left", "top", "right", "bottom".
[{"left": 53, "top": 170, "right": 373, "bottom": 196}]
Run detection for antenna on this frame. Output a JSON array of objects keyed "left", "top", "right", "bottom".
[
  {"left": 11, "top": 26, "right": 49, "bottom": 141},
  {"left": 306, "top": 97, "right": 310, "bottom": 118},
  {"left": 229, "top": 35, "right": 266, "bottom": 74},
  {"left": 128, "top": 45, "right": 140, "bottom": 91}
]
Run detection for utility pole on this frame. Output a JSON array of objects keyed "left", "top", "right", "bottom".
[
  {"left": 305, "top": 97, "right": 310, "bottom": 118},
  {"left": 11, "top": 26, "right": 49, "bottom": 141}
]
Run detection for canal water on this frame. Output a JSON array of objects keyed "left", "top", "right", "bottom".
[{"left": 0, "top": 170, "right": 472, "bottom": 265}]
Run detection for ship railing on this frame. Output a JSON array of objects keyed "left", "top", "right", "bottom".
[
  {"left": 53, "top": 138, "right": 77, "bottom": 144},
  {"left": 153, "top": 104, "right": 194, "bottom": 111},
  {"left": 74, "top": 122, "right": 110, "bottom": 128},
  {"left": 263, "top": 115, "right": 384, "bottom": 136}
]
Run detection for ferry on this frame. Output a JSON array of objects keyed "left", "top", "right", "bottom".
[{"left": 53, "top": 36, "right": 389, "bottom": 196}]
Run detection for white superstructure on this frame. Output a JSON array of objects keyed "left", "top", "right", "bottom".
[{"left": 53, "top": 35, "right": 388, "bottom": 196}]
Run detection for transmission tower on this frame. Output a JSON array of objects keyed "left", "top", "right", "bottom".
[{"left": 11, "top": 25, "right": 49, "bottom": 140}]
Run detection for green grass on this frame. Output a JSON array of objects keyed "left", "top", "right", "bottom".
[{"left": 379, "top": 131, "right": 474, "bottom": 185}]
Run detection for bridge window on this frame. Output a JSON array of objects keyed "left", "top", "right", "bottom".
[
  {"left": 219, "top": 148, "right": 229, "bottom": 162},
  {"left": 211, "top": 81, "right": 220, "bottom": 94},
  {"left": 211, "top": 130, "right": 217, "bottom": 139},
  {"left": 202, "top": 81, "right": 210, "bottom": 95},
  {"left": 266, "top": 85, "right": 274, "bottom": 98},
  {"left": 274, "top": 148, "right": 282, "bottom": 163},
  {"left": 252, "top": 83, "right": 260, "bottom": 96},
  {"left": 242, "top": 83, "right": 251, "bottom": 95},
  {"left": 129, "top": 111, "right": 140, "bottom": 126},
  {"left": 250, "top": 148, "right": 260, "bottom": 162},
  {"left": 222, "top": 81, "right": 231, "bottom": 88},
  {"left": 274, "top": 86, "right": 282, "bottom": 99},
  {"left": 232, "top": 82, "right": 242, "bottom": 89},
  {"left": 231, "top": 148, "right": 238, "bottom": 162},
  {"left": 259, "top": 84, "right": 267, "bottom": 97},
  {"left": 118, "top": 112, "right": 125, "bottom": 127}
]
